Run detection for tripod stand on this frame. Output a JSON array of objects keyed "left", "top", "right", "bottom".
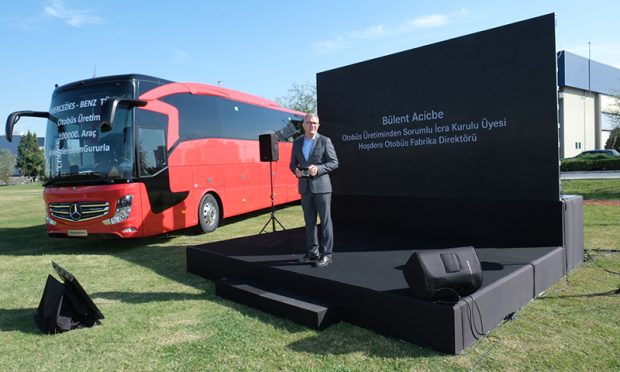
[{"left": 259, "top": 160, "right": 285, "bottom": 234}]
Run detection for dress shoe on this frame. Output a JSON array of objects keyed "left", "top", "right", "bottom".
[
  {"left": 313, "top": 255, "right": 332, "bottom": 268},
  {"left": 298, "top": 253, "right": 319, "bottom": 263}
]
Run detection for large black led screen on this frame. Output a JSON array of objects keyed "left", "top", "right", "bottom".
[{"left": 318, "top": 14, "right": 558, "bottom": 201}]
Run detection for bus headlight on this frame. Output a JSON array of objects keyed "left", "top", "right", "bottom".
[{"left": 103, "top": 194, "right": 133, "bottom": 225}]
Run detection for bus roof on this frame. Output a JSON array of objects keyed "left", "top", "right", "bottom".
[
  {"left": 53, "top": 74, "right": 305, "bottom": 116},
  {"left": 140, "top": 82, "right": 305, "bottom": 116},
  {"left": 53, "top": 74, "right": 173, "bottom": 92}
]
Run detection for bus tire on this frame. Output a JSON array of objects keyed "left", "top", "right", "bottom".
[{"left": 197, "top": 193, "right": 220, "bottom": 233}]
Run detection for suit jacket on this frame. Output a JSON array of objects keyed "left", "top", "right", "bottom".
[{"left": 290, "top": 133, "right": 339, "bottom": 195}]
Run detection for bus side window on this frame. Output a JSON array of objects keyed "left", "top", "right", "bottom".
[
  {"left": 138, "top": 127, "right": 167, "bottom": 176},
  {"left": 136, "top": 110, "right": 168, "bottom": 177},
  {"left": 216, "top": 99, "right": 260, "bottom": 140},
  {"left": 161, "top": 94, "right": 220, "bottom": 140},
  {"left": 261, "top": 110, "right": 304, "bottom": 142}
]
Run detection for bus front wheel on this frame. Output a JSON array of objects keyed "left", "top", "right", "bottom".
[{"left": 197, "top": 194, "right": 220, "bottom": 233}]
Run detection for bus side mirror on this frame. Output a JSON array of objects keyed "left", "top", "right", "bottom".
[
  {"left": 5, "top": 111, "right": 56, "bottom": 142},
  {"left": 100, "top": 99, "right": 147, "bottom": 132}
]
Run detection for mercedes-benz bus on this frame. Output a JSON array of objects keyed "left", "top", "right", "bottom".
[{"left": 5, "top": 74, "right": 304, "bottom": 238}]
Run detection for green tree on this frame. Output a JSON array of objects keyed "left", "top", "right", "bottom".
[
  {"left": 611, "top": 92, "right": 620, "bottom": 125},
  {"left": 604, "top": 93, "right": 620, "bottom": 151},
  {"left": 275, "top": 82, "right": 317, "bottom": 114},
  {"left": 605, "top": 127, "right": 620, "bottom": 151},
  {"left": 0, "top": 148, "right": 16, "bottom": 184},
  {"left": 16, "top": 131, "right": 44, "bottom": 181}
]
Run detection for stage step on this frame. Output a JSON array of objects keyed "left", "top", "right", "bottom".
[{"left": 215, "top": 278, "right": 341, "bottom": 330}]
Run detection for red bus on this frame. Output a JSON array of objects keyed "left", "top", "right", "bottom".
[{"left": 5, "top": 74, "right": 305, "bottom": 238}]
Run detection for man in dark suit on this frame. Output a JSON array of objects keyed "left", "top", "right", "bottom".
[{"left": 290, "top": 113, "right": 339, "bottom": 267}]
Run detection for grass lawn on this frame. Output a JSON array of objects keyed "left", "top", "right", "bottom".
[{"left": 0, "top": 181, "right": 618, "bottom": 370}]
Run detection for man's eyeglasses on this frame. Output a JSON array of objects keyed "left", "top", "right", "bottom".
[{"left": 304, "top": 121, "right": 319, "bottom": 126}]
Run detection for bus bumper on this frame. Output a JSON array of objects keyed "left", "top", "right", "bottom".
[{"left": 44, "top": 183, "right": 145, "bottom": 238}]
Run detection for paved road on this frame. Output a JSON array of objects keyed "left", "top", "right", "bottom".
[{"left": 561, "top": 171, "right": 620, "bottom": 180}]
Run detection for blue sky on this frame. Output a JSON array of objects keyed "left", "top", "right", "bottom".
[{"left": 2, "top": 0, "right": 619, "bottom": 136}]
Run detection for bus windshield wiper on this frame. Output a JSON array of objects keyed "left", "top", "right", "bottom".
[{"left": 43, "top": 172, "right": 114, "bottom": 186}]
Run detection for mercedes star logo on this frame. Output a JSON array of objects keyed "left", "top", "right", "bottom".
[{"left": 69, "top": 203, "right": 82, "bottom": 221}]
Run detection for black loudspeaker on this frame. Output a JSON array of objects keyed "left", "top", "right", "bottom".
[
  {"left": 402, "top": 246, "right": 482, "bottom": 301},
  {"left": 35, "top": 261, "right": 104, "bottom": 333},
  {"left": 259, "top": 133, "right": 279, "bottom": 162}
]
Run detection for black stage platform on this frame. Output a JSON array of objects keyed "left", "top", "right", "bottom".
[{"left": 187, "top": 228, "right": 573, "bottom": 354}]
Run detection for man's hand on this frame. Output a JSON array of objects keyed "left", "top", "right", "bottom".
[
  {"left": 308, "top": 165, "right": 318, "bottom": 176},
  {"left": 294, "top": 168, "right": 303, "bottom": 178}
]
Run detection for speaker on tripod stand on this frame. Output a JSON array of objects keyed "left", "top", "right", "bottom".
[{"left": 258, "top": 133, "right": 285, "bottom": 233}]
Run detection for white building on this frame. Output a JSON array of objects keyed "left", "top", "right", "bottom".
[{"left": 558, "top": 50, "right": 620, "bottom": 159}]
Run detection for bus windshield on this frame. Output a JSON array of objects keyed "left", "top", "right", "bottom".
[{"left": 45, "top": 82, "right": 134, "bottom": 185}]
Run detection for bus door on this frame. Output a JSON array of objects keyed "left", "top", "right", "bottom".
[{"left": 135, "top": 101, "right": 191, "bottom": 235}]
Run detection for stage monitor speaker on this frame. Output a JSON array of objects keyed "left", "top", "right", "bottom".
[
  {"left": 402, "top": 246, "right": 482, "bottom": 301},
  {"left": 259, "top": 133, "right": 279, "bottom": 162},
  {"left": 35, "top": 261, "right": 104, "bottom": 333}
]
